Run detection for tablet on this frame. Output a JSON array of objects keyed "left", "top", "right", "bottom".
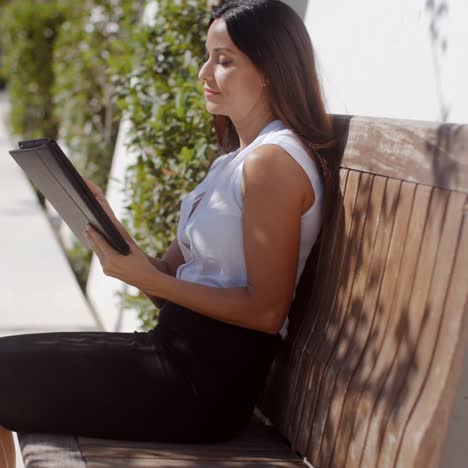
[{"left": 9, "top": 138, "right": 130, "bottom": 255}]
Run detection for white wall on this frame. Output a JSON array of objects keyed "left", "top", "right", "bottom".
[
  {"left": 303, "top": 0, "right": 467, "bottom": 124},
  {"left": 282, "top": 0, "right": 308, "bottom": 19}
]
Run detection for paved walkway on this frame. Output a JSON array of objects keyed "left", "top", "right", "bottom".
[{"left": 0, "top": 91, "right": 99, "bottom": 467}]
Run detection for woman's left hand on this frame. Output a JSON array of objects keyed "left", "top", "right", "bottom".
[{"left": 85, "top": 225, "right": 161, "bottom": 292}]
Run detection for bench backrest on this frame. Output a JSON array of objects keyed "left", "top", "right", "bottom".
[{"left": 259, "top": 115, "right": 468, "bottom": 468}]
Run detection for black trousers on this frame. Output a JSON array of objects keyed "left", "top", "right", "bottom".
[{"left": 0, "top": 301, "right": 281, "bottom": 443}]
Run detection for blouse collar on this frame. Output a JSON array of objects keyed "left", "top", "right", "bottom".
[{"left": 232, "top": 119, "right": 285, "bottom": 159}]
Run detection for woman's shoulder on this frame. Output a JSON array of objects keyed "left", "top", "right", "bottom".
[
  {"left": 259, "top": 125, "right": 324, "bottom": 194},
  {"left": 260, "top": 126, "right": 314, "bottom": 164},
  {"left": 263, "top": 125, "right": 306, "bottom": 149}
]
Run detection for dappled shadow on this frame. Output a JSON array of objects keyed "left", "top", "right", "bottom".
[
  {"left": 425, "top": 0, "right": 450, "bottom": 122},
  {"left": 258, "top": 114, "right": 463, "bottom": 467},
  {"left": 426, "top": 122, "right": 465, "bottom": 193}
]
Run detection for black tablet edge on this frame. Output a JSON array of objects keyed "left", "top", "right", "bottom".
[
  {"left": 45, "top": 140, "right": 131, "bottom": 256},
  {"left": 18, "top": 138, "right": 53, "bottom": 150}
]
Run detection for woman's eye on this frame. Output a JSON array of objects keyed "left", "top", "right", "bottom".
[{"left": 201, "top": 54, "right": 231, "bottom": 66}]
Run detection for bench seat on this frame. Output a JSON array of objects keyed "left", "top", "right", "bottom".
[{"left": 18, "top": 413, "right": 306, "bottom": 467}]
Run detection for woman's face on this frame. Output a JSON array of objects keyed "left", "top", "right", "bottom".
[{"left": 198, "top": 18, "right": 269, "bottom": 122}]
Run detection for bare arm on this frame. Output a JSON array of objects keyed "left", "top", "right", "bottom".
[
  {"left": 80, "top": 176, "right": 186, "bottom": 309},
  {"left": 144, "top": 144, "right": 308, "bottom": 334}
]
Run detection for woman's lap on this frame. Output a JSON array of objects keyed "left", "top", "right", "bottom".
[
  {"left": 0, "top": 328, "right": 221, "bottom": 442},
  {"left": 0, "top": 302, "right": 281, "bottom": 443}
]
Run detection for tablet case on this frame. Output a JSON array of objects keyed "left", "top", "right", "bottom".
[{"left": 9, "top": 138, "right": 130, "bottom": 256}]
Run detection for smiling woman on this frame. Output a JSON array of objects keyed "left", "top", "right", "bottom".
[
  {"left": 0, "top": 0, "right": 336, "bottom": 454},
  {"left": 199, "top": 19, "right": 270, "bottom": 129}
]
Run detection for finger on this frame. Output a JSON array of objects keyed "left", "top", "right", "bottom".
[
  {"left": 99, "top": 208, "right": 133, "bottom": 244},
  {"left": 113, "top": 217, "right": 133, "bottom": 241},
  {"left": 82, "top": 178, "right": 118, "bottom": 218},
  {"left": 82, "top": 182, "right": 134, "bottom": 246},
  {"left": 86, "top": 231, "right": 104, "bottom": 259},
  {"left": 87, "top": 226, "right": 116, "bottom": 257},
  {"left": 82, "top": 177, "right": 104, "bottom": 197},
  {"left": 82, "top": 176, "right": 98, "bottom": 192},
  {"left": 98, "top": 206, "right": 130, "bottom": 242},
  {"left": 82, "top": 179, "right": 123, "bottom": 226},
  {"left": 83, "top": 183, "right": 121, "bottom": 226}
]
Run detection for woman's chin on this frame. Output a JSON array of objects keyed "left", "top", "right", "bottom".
[
  {"left": 204, "top": 103, "right": 228, "bottom": 116},
  {"left": 205, "top": 101, "right": 219, "bottom": 110}
]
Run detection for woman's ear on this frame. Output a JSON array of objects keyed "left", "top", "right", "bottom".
[{"left": 261, "top": 73, "right": 270, "bottom": 87}]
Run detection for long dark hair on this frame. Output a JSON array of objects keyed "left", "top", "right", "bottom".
[{"left": 208, "top": 0, "right": 337, "bottom": 234}]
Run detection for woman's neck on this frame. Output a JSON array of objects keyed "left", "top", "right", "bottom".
[{"left": 233, "top": 111, "right": 276, "bottom": 151}]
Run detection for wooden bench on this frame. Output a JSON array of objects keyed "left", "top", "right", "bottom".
[{"left": 18, "top": 114, "right": 467, "bottom": 467}]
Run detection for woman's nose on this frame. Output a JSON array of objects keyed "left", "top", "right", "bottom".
[{"left": 198, "top": 60, "right": 211, "bottom": 82}]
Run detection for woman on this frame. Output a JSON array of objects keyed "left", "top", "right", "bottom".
[{"left": 0, "top": 0, "right": 335, "bottom": 465}]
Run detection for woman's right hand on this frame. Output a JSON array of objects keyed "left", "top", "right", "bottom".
[
  {"left": 83, "top": 177, "right": 169, "bottom": 285},
  {"left": 82, "top": 177, "right": 136, "bottom": 247}
]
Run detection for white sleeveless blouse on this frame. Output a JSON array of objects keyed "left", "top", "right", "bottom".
[{"left": 175, "top": 120, "right": 325, "bottom": 339}]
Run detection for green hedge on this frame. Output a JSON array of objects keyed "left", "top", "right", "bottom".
[
  {"left": 0, "top": 0, "right": 69, "bottom": 139},
  {"left": 0, "top": 0, "right": 9, "bottom": 88},
  {"left": 51, "top": 0, "right": 143, "bottom": 288},
  {"left": 113, "top": 0, "right": 218, "bottom": 329},
  {"left": 0, "top": 0, "right": 70, "bottom": 207},
  {"left": 53, "top": 0, "right": 143, "bottom": 192}
]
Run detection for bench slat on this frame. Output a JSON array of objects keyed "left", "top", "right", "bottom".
[
  {"left": 330, "top": 175, "right": 398, "bottom": 467},
  {"left": 303, "top": 170, "right": 377, "bottom": 463},
  {"left": 360, "top": 182, "right": 444, "bottom": 466},
  {"left": 314, "top": 173, "right": 389, "bottom": 466},
  {"left": 289, "top": 168, "right": 357, "bottom": 451},
  {"left": 398, "top": 192, "right": 467, "bottom": 468}
]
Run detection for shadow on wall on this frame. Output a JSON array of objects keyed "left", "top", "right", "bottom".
[
  {"left": 427, "top": 122, "right": 465, "bottom": 192},
  {"left": 425, "top": 0, "right": 450, "bottom": 122}
]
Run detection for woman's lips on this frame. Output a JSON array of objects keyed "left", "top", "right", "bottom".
[{"left": 204, "top": 88, "right": 220, "bottom": 98}]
